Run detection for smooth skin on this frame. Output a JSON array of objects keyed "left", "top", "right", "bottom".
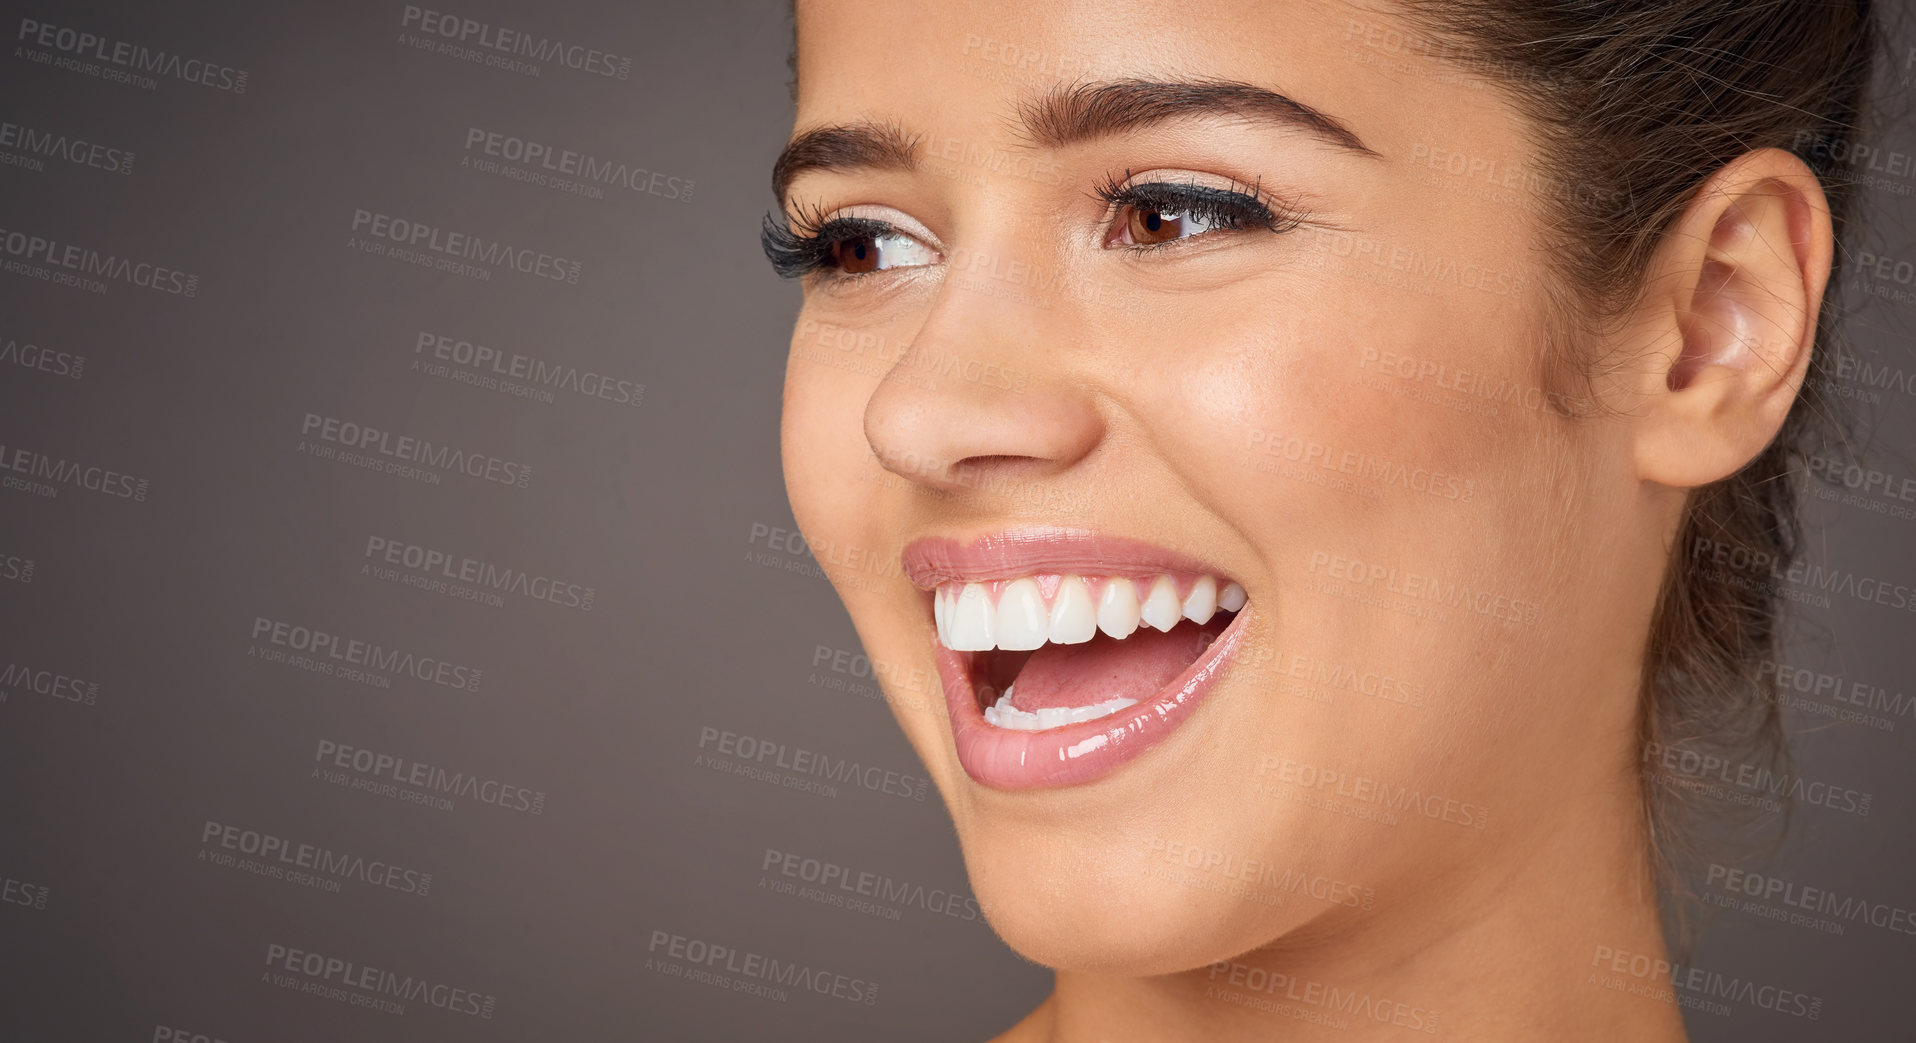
[{"left": 774, "top": 2, "right": 1830, "bottom": 1040}]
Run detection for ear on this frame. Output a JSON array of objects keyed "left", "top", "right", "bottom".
[{"left": 1625, "top": 148, "right": 1833, "bottom": 488}]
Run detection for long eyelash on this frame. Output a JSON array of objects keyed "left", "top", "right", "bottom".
[
  {"left": 760, "top": 206, "right": 896, "bottom": 280},
  {"left": 1091, "top": 172, "right": 1306, "bottom": 241}
]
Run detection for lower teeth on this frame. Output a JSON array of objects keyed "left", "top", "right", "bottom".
[{"left": 981, "top": 684, "right": 1139, "bottom": 731}]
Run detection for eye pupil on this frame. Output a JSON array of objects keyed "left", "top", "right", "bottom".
[{"left": 1144, "top": 211, "right": 1164, "bottom": 232}]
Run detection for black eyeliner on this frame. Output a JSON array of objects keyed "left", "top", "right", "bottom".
[
  {"left": 760, "top": 213, "right": 898, "bottom": 280},
  {"left": 1092, "top": 173, "right": 1305, "bottom": 239}
]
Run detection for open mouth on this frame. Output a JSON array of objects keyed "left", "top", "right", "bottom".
[
  {"left": 904, "top": 531, "right": 1252, "bottom": 790},
  {"left": 934, "top": 574, "right": 1245, "bottom": 730}
]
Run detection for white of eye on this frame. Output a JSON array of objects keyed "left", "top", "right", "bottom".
[{"left": 865, "top": 231, "right": 939, "bottom": 270}]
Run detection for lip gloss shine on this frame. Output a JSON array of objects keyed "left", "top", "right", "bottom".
[{"left": 905, "top": 529, "right": 1251, "bottom": 789}]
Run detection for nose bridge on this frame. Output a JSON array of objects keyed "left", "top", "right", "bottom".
[{"left": 861, "top": 250, "right": 1104, "bottom": 493}]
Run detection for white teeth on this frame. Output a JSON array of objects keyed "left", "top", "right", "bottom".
[
  {"left": 949, "top": 582, "right": 996, "bottom": 651},
  {"left": 935, "top": 572, "right": 1245, "bottom": 651},
  {"left": 1048, "top": 576, "right": 1097, "bottom": 645},
  {"left": 1097, "top": 579, "right": 1141, "bottom": 639},
  {"left": 982, "top": 692, "right": 1140, "bottom": 731},
  {"left": 994, "top": 578, "right": 1048, "bottom": 651},
  {"left": 1182, "top": 575, "right": 1217, "bottom": 624},
  {"left": 1140, "top": 576, "right": 1181, "bottom": 632}
]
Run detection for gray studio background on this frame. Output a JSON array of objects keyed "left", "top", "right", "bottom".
[{"left": 0, "top": 1, "right": 1912, "bottom": 1040}]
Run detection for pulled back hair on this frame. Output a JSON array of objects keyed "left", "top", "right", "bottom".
[{"left": 1390, "top": 0, "right": 1884, "bottom": 929}]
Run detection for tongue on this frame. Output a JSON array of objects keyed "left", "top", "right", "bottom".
[{"left": 1009, "top": 618, "right": 1228, "bottom": 712}]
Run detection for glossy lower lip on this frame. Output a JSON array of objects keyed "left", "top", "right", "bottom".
[{"left": 934, "top": 608, "right": 1248, "bottom": 790}]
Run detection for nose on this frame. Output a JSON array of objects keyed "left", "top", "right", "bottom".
[{"left": 862, "top": 288, "right": 1104, "bottom": 494}]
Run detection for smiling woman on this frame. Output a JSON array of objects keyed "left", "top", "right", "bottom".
[{"left": 762, "top": 1, "right": 1879, "bottom": 1041}]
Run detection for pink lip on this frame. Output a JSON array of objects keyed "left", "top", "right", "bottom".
[
  {"left": 901, "top": 528, "right": 1227, "bottom": 589},
  {"left": 905, "top": 529, "right": 1248, "bottom": 790}
]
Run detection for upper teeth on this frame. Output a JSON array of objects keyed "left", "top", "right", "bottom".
[{"left": 933, "top": 574, "right": 1245, "bottom": 652}]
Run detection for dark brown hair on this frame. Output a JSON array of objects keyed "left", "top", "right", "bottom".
[{"left": 1391, "top": 0, "right": 1884, "bottom": 932}]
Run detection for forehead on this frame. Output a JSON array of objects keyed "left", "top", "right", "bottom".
[{"left": 790, "top": 0, "right": 1507, "bottom": 162}]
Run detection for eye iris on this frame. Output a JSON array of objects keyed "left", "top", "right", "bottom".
[
  {"left": 835, "top": 235, "right": 881, "bottom": 274},
  {"left": 1128, "top": 206, "right": 1185, "bottom": 245}
]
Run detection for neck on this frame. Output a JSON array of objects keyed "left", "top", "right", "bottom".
[{"left": 999, "top": 792, "right": 1686, "bottom": 1043}]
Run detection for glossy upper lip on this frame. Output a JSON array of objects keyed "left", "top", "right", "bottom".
[{"left": 901, "top": 528, "right": 1233, "bottom": 589}]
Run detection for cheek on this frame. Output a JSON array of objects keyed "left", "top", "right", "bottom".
[
  {"left": 1137, "top": 281, "right": 1574, "bottom": 772},
  {"left": 1143, "top": 271, "right": 1545, "bottom": 552},
  {"left": 780, "top": 330, "right": 886, "bottom": 545}
]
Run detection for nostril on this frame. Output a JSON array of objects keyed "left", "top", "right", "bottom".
[
  {"left": 957, "top": 455, "right": 1030, "bottom": 467},
  {"left": 945, "top": 455, "right": 1058, "bottom": 490}
]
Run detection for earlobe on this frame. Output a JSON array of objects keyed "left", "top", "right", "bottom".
[{"left": 1631, "top": 149, "right": 1833, "bottom": 488}]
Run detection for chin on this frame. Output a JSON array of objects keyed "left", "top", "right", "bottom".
[{"left": 962, "top": 836, "right": 1308, "bottom": 975}]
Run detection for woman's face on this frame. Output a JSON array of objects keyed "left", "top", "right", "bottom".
[{"left": 778, "top": 0, "right": 1669, "bottom": 972}]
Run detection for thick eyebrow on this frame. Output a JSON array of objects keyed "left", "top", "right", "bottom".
[
  {"left": 770, "top": 78, "right": 1375, "bottom": 203},
  {"left": 772, "top": 119, "right": 920, "bottom": 202},
  {"left": 1019, "top": 79, "right": 1377, "bottom": 156}
]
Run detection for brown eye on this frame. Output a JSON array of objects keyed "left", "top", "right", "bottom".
[
  {"left": 832, "top": 235, "right": 881, "bottom": 274},
  {"left": 818, "top": 228, "right": 938, "bottom": 277},
  {"left": 1125, "top": 207, "right": 1187, "bottom": 246},
  {"left": 1108, "top": 202, "right": 1225, "bottom": 248}
]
